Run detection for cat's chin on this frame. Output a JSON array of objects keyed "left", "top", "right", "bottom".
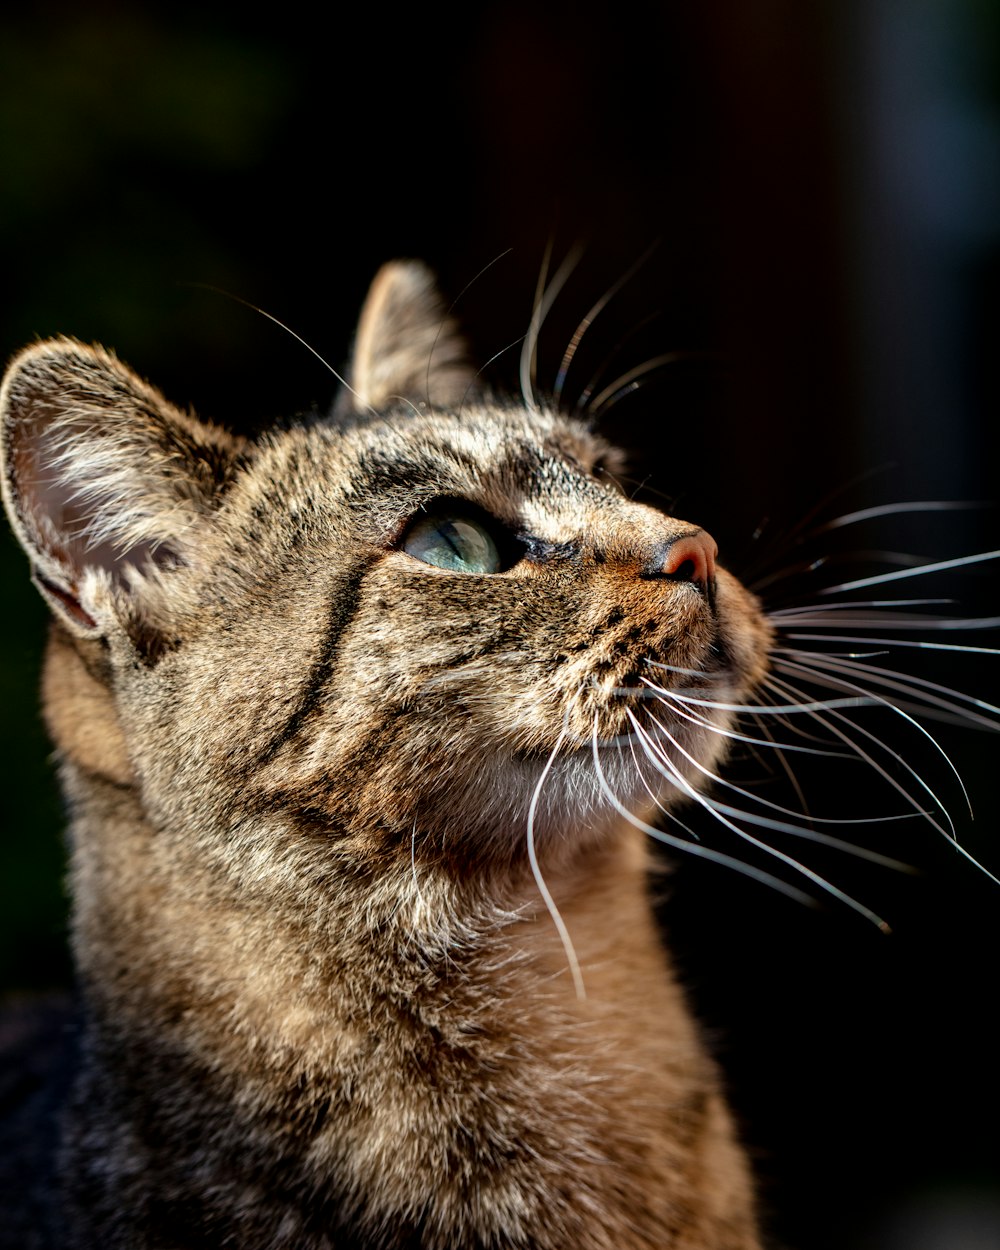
[{"left": 410, "top": 711, "right": 732, "bottom": 862}]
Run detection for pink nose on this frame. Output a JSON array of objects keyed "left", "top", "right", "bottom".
[{"left": 662, "top": 530, "right": 718, "bottom": 585}]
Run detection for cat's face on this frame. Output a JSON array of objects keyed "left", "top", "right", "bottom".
[{"left": 0, "top": 262, "right": 771, "bottom": 882}]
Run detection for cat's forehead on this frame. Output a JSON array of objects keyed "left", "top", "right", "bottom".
[{"left": 301, "top": 403, "right": 626, "bottom": 534}]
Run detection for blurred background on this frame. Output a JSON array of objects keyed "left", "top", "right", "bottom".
[{"left": 0, "top": 1, "right": 998, "bottom": 1245}]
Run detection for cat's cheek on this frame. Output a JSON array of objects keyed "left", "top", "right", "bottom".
[{"left": 40, "top": 625, "right": 136, "bottom": 788}]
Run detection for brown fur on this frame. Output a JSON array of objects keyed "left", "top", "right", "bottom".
[{"left": 0, "top": 262, "right": 771, "bottom": 1248}]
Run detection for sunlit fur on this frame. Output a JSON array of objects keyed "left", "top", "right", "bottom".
[{"left": 2, "top": 260, "right": 994, "bottom": 1249}]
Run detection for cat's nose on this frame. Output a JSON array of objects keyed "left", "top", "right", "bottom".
[{"left": 654, "top": 530, "right": 718, "bottom": 585}]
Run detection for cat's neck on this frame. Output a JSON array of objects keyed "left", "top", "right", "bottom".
[
  {"left": 67, "top": 752, "right": 686, "bottom": 1054},
  {"left": 57, "top": 758, "right": 756, "bottom": 1249}
]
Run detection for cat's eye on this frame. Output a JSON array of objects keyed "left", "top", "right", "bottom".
[{"left": 403, "top": 511, "right": 502, "bottom": 574}]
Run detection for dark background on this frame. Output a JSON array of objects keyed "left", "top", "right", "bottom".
[{"left": 1, "top": 2, "right": 998, "bottom": 1246}]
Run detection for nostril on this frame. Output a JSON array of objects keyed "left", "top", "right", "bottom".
[{"left": 660, "top": 531, "right": 718, "bottom": 585}]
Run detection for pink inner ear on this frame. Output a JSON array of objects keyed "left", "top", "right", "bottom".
[
  {"left": 35, "top": 571, "right": 98, "bottom": 630},
  {"left": 12, "top": 410, "right": 83, "bottom": 562},
  {"left": 11, "top": 408, "right": 168, "bottom": 588}
]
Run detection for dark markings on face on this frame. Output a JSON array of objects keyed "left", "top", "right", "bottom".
[
  {"left": 129, "top": 620, "right": 181, "bottom": 669},
  {"left": 255, "top": 556, "right": 373, "bottom": 765},
  {"left": 353, "top": 447, "right": 467, "bottom": 502},
  {"left": 519, "top": 535, "right": 581, "bottom": 565}
]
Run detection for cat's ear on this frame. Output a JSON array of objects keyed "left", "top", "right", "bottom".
[
  {"left": 346, "top": 261, "right": 477, "bottom": 413},
  {"left": 0, "top": 338, "right": 244, "bottom": 638}
]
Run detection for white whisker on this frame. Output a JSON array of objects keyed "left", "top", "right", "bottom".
[
  {"left": 425, "top": 248, "right": 512, "bottom": 405},
  {"left": 773, "top": 667, "right": 1000, "bottom": 889},
  {"left": 410, "top": 822, "right": 426, "bottom": 910},
  {"left": 637, "top": 710, "right": 919, "bottom": 865},
  {"left": 553, "top": 242, "right": 658, "bottom": 409},
  {"left": 764, "top": 670, "right": 958, "bottom": 844},
  {"left": 769, "top": 598, "right": 955, "bottom": 617},
  {"left": 625, "top": 729, "right": 678, "bottom": 823},
  {"left": 587, "top": 352, "right": 691, "bottom": 419},
  {"left": 649, "top": 707, "right": 921, "bottom": 829},
  {"left": 627, "top": 714, "right": 891, "bottom": 927},
  {"left": 643, "top": 657, "right": 731, "bottom": 680},
  {"left": 818, "top": 549, "right": 1000, "bottom": 595},
  {"left": 573, "top": 313, "right": 663, "bottom": 417},
  {"left": 772, "top": 612, "right": 1000, "bottom": 630},
  {"left": 461, "top": 337, "right": 527, "bottom": 415},
  {"left": 186, "top": 283, "right": 376, "bottom": 417},
  {"left": 751, "top": 712, "right": 813, "bottom": 822},
  {"left": 776, "top": 647, "right": 1000, "bottom": 730},
  {"left": 663, "top": 688, "right": 875, "bottom": 716},
  {"left": 772, "top": 655, "right": 975, "bottom": 819},
  {"left": 641, "top": 678, "right": 851, "bottom": 756},
  {"left": 781, "top": 632, "right": 1000, "bottom": 656},
  {"left": 815, "top": 500, "right": 987, "bottom": 531},
  {"left": 587, "top": 722, "right": 816, "bottom": 904},
  {"left": 526, "top": 726, "right": 586, "bottom": 1001},
  {"left": 520, "top": 243, "right": 582, "bottom": 413},
  {"left": 385, "top": 394, "right": 423, "bottom": 419}
]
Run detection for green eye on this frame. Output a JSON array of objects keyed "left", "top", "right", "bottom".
[{"left": 403, "top": 513, "right": 502, "bottom": 574}]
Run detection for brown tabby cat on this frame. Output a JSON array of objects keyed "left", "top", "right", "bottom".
[{"left": 0, "top": 262, "right": 771, "bottom": 1248}]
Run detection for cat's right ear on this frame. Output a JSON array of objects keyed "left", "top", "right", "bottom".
[
  {"left": 0, "top": 339, "right": 244, "bottom": 639},
  {"left": 345, "top": 261, "right": 478, "bottom": 413}
]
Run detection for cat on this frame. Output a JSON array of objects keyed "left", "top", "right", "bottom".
[
  {"left": 1, "top": 260, "right": 991, "bottom": 1248},
  {"left": 0, "top": 259, "right": 772, "bottom": 1248}
]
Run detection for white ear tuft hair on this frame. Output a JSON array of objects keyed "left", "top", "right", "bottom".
[{"left": 1, "top": 338, "right": 243, "bottom": 635}]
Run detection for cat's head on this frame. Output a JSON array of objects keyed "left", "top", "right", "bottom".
[{"left": 0, "top": 262, "right": 772, "bottom": 884}]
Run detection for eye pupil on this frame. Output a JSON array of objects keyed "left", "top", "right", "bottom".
[{"left": 403, "top": 512, "right": 502, "bottom": 574}]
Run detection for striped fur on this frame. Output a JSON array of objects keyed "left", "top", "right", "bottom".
[{"left": 0, "top": 262, "right": 769, "bottom": 1248}]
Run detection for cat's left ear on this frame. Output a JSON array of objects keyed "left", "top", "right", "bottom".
[
  {"left": 1, "top": 338, "right": 245, "bottom": 638},
  {"left": 345, "top": 261, "right": 477, "bottom": 413}
]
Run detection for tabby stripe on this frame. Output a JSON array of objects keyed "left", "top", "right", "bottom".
[
  {"left": 256, "top": 557, "right": 373, "bottom": 764},
  {"left": 354, "top": 452, "right": 457, "bottom": 498}
]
